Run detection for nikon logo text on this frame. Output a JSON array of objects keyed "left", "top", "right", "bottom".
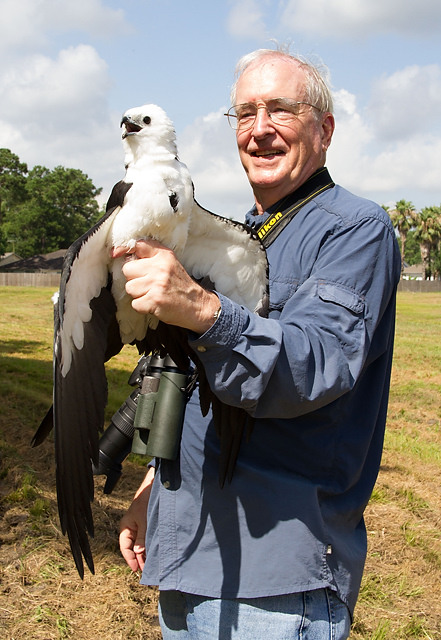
[{"left": 257, "top": 211, "right": 283, "bottom": 239}]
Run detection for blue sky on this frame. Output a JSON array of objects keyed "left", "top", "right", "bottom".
[{"left": 1, "top": 0, "right": 440, "bottom": 220}]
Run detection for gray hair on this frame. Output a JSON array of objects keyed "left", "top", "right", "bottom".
[{"left": 230, "top": 46, "right": 334, "bottom": 115}]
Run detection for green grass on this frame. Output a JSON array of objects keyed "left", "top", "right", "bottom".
[
  {"left": 392, "top": 293, "right": 441, "bottom": 376},
  {"left": 349, "top": 292, "right": 441, "bottom": 640},
  {"left": 0, "top": 286, "right": 142, "bottom": 434}
]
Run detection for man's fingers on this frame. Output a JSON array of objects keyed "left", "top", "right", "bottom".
[
  {"left": 133, "top": 539, "right": 146, "bottom": 572},
  {"left": 111, "top": 239, "right": 167, "bottom": 260},
  {"left": 133, "top": 239, "right": 165, "bottom": 258},
  {"left": 111, "top": 244, "right": 137, "bottom": 259},
  {"left": 119, "top": 526, "right": 146, "bottom": 572},
  {"left": 119, "top": 467, "right": 153, "bottom": 573}
]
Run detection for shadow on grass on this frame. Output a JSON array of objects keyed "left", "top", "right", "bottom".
[
  {"left": 0, "top": 348, "right": 146, "bottom": 581},
  {"left": 0, "top": 338, "right": 50, "bottom": 355}
]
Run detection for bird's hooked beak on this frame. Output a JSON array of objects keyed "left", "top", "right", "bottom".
[{"left": 121, "top": 115, "right": 142, "bottom": 139}]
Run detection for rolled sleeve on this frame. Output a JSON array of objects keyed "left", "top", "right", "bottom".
[{"left": 189, "top": 293, "right": 246, "bottom": 356}]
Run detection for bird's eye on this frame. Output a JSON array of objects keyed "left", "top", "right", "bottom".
[{"left": 143, "top": 116, "right": 151, "bottom": 125}]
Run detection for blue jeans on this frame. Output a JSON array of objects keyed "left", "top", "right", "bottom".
[{"left": 158, "top": 588, "right": 351, "bottom": 639}]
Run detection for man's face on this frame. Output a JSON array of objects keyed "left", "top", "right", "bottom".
[{"left": 234, "top": 56, "right": 335, "bottom": 213}]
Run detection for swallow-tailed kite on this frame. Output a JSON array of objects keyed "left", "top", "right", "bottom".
[{"left": 33, "top": 104, "right": 268, "bottom": 578}]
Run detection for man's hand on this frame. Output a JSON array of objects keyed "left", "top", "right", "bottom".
[
  {"left": 119, "top": 466, "right": 155, "bottom": 572},
  {"left": 112, "top": 240, "right": 220, "bottom": 335}
]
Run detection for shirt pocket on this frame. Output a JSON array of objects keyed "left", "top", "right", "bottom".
[
  {"left": 317, "top": 281, "right": 365, "bottom": 315},
  {"left": 317, "top": 281, "right": 366, "bottom": 356}
]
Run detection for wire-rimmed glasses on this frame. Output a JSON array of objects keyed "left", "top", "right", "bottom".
[{"left": 224, "top": 97, "right": 320, "bottom": 131}]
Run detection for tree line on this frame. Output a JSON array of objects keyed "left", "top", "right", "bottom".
[
  {"left": 0, "top": 148, "right": 102, "bottom": 259},
  {"left": 1, "top": 148, "right": 440, "bottom": 279},
  {"left": 384, "top": 200, "right": 441, "bottom": 280}
]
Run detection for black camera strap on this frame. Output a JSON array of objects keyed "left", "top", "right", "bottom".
[{"left": 256, "top": 167, "right": 335, "bottom": 248}]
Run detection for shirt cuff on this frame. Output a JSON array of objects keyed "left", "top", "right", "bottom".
[{"left": 188, "top": 292, "right": 247, "bottom": 358}]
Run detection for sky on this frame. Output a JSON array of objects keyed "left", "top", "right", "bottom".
[{"left": 1, "top": 0, "right": 441, "bottom": 221}]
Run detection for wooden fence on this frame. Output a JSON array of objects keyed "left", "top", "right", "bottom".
[
  {"left": 0, "top": 272, "right": 60, "bottom": 287},
  {"left": 398, "top": 280, "right": 441, "bottom": 292},
  {"left": 0, "top": 271, "right": 440, "bottom": 293}
]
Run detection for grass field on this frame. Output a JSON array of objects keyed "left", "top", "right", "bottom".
[{"left": 0, "top": 287, "right": 440, "bottom": 639}]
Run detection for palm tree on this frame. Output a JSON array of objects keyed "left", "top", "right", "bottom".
[
  {"left": 413, "top": 206, "right": 441, "bottom": 280},
  {"left": 386, "top": 200, "right": 416, "bottom": 276}
]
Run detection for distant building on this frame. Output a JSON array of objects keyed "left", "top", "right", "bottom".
[
  {"left": 0, "top": 252, "right": 22, "bottom": 268},
  {"left": 402, "top": 263, "right": 424, "bottom": 281},
  {"left": 0, "top": 249, "right": 67, "bottom": 273}
]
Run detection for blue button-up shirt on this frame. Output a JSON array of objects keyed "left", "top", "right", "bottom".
[{"left": 141, "top": 176, "right": 401, "bottom": 615}]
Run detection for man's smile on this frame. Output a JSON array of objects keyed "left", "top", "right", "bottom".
[{"left": 252, "top": 149, "right": 284, "bottom": 157}]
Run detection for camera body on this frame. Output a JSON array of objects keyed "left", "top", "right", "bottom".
[{"left": 92, "top": 354, "right": 189, "bottom": 494}]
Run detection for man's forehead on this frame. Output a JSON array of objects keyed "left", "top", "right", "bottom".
[{"left": 235, "top": 56, "right": 307, "bottom": 102}]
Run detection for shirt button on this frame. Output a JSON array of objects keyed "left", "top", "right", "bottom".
[
  {"left": 197, "top": 346, "right": 207, "bottom": 352},
  {"left": 163, "top": 480, "right": 171, "bottom": 489}
]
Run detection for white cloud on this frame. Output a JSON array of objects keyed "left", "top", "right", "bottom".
[
  {"left": 227, "top": 0, "right": 268, "bottom": 40},
  {"left": 326, "top": 89, "right": 374, "bottom": 192},
  {"left": 47, "top": 0, "right": 129, "bottom": 36},
  {"left": 1, "top": 45, "right": 111, "bottom": 120},
  {"left": 0, "top": 0, "right": 131, "bottom": 196},
  {"left": 369, "top": 64, "right": 441, "bottom": 142},
  {"left": 327, "top": 87, "right": 441, "bottom": 207},
  {"left": 0, "top": 0, "right": 130, "bottom": 56},
  {"left": 280, "top": 0, "right": 441, "bottom": 38},
  {"left": 0, "top": 44, "right": 122, "bottom": 195}
]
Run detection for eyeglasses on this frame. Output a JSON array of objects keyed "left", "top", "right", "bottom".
[{"left": 224, "top": 97, "right": 321, "bottom": 131}]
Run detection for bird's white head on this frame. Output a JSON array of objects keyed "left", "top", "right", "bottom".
[{"left": 120, "top": 104, "right": 178, "bottom": 166}]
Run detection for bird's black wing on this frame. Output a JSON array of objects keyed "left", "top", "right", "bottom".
[
  {"left": 106, "top": 180, "right": 132, "bottom": 213},
  {"left": 54, "top": 284, "right": 117, "bottom": 576},
  {"left": 37, "top": 200, "right": 125, "bottom": 577}
]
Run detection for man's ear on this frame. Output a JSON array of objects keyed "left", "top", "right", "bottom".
[{"left": 321, "top": 113, "right": 335, "bottom": 151}]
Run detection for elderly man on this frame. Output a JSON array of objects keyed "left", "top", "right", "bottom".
[{"left": 119, "top": 48, "right": 401, "bottom": 639}]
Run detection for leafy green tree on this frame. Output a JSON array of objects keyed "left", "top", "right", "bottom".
[
  {"left": 413, "top": 206, "right": 441, "bottom": 280},
  {"left": 386, "top": 200, "right": 416, "bottom": 276},
  {"left": 4, "top": 165, "right": 102, "bottom": 257},
  {"left": 0, "top": 149, "right": 28, "bottom": 213},
  {"left": 433, "top": 242, "right": 441, "bottom": 279},
  {"left": 0, "top": 225, "right": 7, "bottom": 255},
  {"left": 0, "top": 149, "right": 28, "bottom": 242},
  {"left": 403, "top": 230, "right": 421, "bottom": 266}
]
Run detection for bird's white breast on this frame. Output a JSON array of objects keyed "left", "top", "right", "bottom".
[{"left": 110, "top": 160, "right": 193, "bottom": 257}]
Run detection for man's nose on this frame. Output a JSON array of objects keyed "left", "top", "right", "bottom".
[{"left": 252, "top": 106, "right": 275, "bottom": 136}]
